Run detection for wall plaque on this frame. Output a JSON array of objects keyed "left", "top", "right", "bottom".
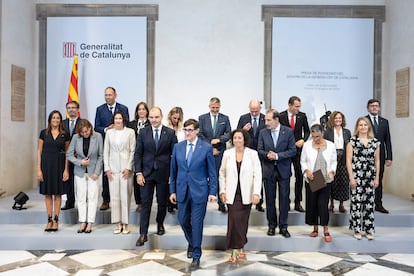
[
  {"left": 396, "top": 67, "right": 409, "bottom": 118},
  {"left": 11, "top": 65, "right": 26, "bottom": 121}
]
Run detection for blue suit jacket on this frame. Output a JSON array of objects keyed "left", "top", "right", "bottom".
[
  {"left": 134, "top": 125, "right": 177, "bottom": 182},
  {"left": 237, "top": 113, "right": 266, "bottom": 150},
  {"left": 198, "top": 113, "right": 231, "bottom": 153},
  {"left": 257, "top": 125, "right": 296, "bottom": 180},
  {"left": 94, "top": 102, "right": 129, "bottom": 138},
  {"left": 170, "top": 139, "right": 217, "bottom": 203}
]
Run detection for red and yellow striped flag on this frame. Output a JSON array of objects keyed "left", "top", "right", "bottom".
[{"left": 67, "top": 55, "right": 79, "bottom": 118}]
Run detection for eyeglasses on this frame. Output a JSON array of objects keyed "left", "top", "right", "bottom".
[{"left": 183, "top": 128, "right": 195, "bottom": 133}]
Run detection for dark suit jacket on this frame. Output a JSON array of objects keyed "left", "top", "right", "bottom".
[
  {"left": 170, "top": 139, "right": 217, "bottom": 203},
  {"left": 237, "top": 113, "right": 266, "bottom": 150},
  {"left": 279, "top": 111, "right": 310, "bottom": 143},
  {"left": 134, "top": 125, "right": 177, "bottom": 182},
  {"left": 94, "top": 102, "right": 129, "bottom": 137},
  {"left": 257, "top": 125, "right": 296, "bottom": 180},
  {"left": 198, "top": 112, "right": 231, "bottom": 153},
  {"left": 323, "top": 127, "right": 352, "bottom": 165},
  {"left": 63, "top": 118, "right": 81, "bottom": 140},
  {"left": 366, "top": 115, "right": 393, "bottom": 162}
]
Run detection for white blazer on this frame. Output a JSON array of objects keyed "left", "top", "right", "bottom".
[
  {"left": 219, "top": 147, "right": 262, "bottom": 205},
  {"left": 300, "top": 139, "right": 337, "bottom": 182},
  {"left": 104, "top": 127, "right": 136, "bottom": 173}
]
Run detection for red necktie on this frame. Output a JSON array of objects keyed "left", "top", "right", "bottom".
[{"left": 290, "top": 114, "right": 295, "bottom": 130}]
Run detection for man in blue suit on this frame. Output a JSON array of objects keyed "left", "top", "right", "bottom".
[
  {"left": 135, "top": 107, "right": 177, "bottom": 246},
  {"left": 198, "top": 97, "right": 231, "bottom": 212},
  {"left": 237, "top": 99, "right": 266, "bottom": 212},
  {"left": 170, "top": 119, "right": 217, "bottom": 270},
  {"left": 94, "top": 86, "right": 129, "bottom": 210},
  {"left": 258, "top": 109, "right": 296, "bottom": 238}
]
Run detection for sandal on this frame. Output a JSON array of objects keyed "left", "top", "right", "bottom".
[
  {"left": 228, "top": 250, "right": 238, "bottom": 264},
  {"left": 51, "top": 215, "right": 59, "bottom": 232},
  {"left": 324, "top": 232, "right": 332, "bottom": 242},
  {"left": 339, "top": 204, "right": 347, "bottom": 213},
  {"left": 309, "top": 231, "right": 318, "bottom": 238},
  {"left": 113, "top": 223, "right": 123, "bottom": 234},
  {"left": 45, "top": 216, "right": 53, "bottom": 232},
  {"left": 238, "top": 249, "right": 246, "bottom": 259}
]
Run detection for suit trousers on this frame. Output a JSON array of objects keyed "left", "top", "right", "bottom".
[
  {"left": 139, "top": 178, "right": 169, "bottom": 235},
  {"left": 109, "top": 173, "right": 132, "bottom": 224},
  {"left": 65, "top": 163, "right": 75, "bottom": 204},
  {"left": 292, "top": 149, "right": 304, "bottom": 203},
  {"left": 75, "top": 174, "right": 99, "bottom": 223},
  {"left": 374, "top": 160, "right": 385, "bottom": 207},
  {"left": 264, "top": 168, "right": 290, "bottom": 229},
  {"left": 177, "top": 188, "right": 208, "bottom": 260}
]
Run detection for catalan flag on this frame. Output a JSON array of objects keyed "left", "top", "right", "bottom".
[{"left": 67, "top": 55, "right": 79, "bottom": 117}]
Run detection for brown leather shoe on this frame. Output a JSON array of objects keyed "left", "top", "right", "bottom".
[
  {"left": 100, "top": 201, "right": 110, "bottom": 211},
  {"left": 136, "top": 234, "right": 148, "bottom": 246}
]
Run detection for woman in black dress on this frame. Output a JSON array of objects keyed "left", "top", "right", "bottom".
[
  {"left": 37, "top": 110, "right": 70, "bottom": 231},
  {"left": 323, "top": 111, "right": 351, "bottom": 213}
]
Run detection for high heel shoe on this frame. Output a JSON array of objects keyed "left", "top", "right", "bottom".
[
  {"left": 78, "top": 222, "right": 87, "bottom": 233},
  {"left": 329, "top": 204, "right": 334, "bottom": 213},
  {"left": 339, "top": 204, "right": 347, "bottom": 213},
  {"left": 113, "top": 223, "right": 123, "bottom": 234},
  {"left": 122, "top": 224, "right": 130, "bottom": 234},
  {"left": 85, "top": 223, "right": 93, "bottom": 234},
  {"left": 45, "top": 216, "right": 53, "bottom": 232},
  {"left": 51, "top": 215, "right": 59, "bottom": 232}
]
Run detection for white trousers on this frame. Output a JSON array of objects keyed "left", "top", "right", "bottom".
[
  {"left": 109, "top": 172, "right": 132, "bottom": 224},
  {"left": 75, "top": 174, "right": 99, "bottom": 223}
]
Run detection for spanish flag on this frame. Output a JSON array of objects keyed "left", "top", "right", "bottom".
[{"left": 67, "top": 55, "right": 79, "bottom": 117}]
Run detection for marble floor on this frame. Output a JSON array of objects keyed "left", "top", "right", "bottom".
[{"left": 0, "top": 249, "right": 413, "bottom": 275}]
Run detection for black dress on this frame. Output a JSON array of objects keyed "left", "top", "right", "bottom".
[{"left": 39, "top": 129, "right": 69, "bottom": 195}]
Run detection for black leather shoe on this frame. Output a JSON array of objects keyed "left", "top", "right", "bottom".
[
  {"left": 218, "top": 205, "right": 227, "bottom": 213},
  {"left": 279, "top": 229, "right": 291, "bottom": 238},
  {"left": 157, "top": 224, "right": 165, "bottom": 235},
  {"left": 190, "top": 258, "right": 200, "bottom": 269},
  {"left": 187, "top": 245, "right": 193, "bottom": 259},
  {"left": 256, "top": 205, "right": 265, "bottom": 212},
  {"left": 100, "top": 201, "right": 110, "bottom": 211},
  {"left": 136, "top": 234, "right": 148, "bottom": 246},
  {"left": 61, "top": 203, "right": 74, "bottom": 210},
  {"left": 267, "top": 227, "right": 275, "bottom": 236},
  {"left": 375, "top": 205, "right": 389, "bottom": 214},
  {"left": 294, "top": 203, "right": 305, "bottom": 212}
]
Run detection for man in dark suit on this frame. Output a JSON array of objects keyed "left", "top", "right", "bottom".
[
  {"left": 279, "top": 96, "right": 310, "bottom": 212},
  {"left": 237, "top": 99, "right": 266, "bottom": 212},
  {"left": 94, "top": 86, "right": 129, "bottom": 210},
  {"left": 135, "top": 107, "right": 177, "bottom": 246},
  {"left": 198, "top": 97, "right": 231, "bottom": 212},
  {"left": 61, "top": 100, "right": 81, "bottom": 210},
  {"left": 258, "top": 109, "right": 296, "bottom": 237},
  {"left": 170, "top": 119, "right": 217, "bottom": 270},
  {"left": 366, "top": 99, "right": 393, "bottom": 214}
]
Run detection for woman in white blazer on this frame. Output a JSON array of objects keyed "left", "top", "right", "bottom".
[
  {"left": 67, "top": 119, "right": 103, "bottom": 233},
  {"left": 301, "top": 124, "right": 337, "bottom": 243},
  {"left": 104, "top": 111, "right": 136, "bottom": 234},
  {"left": 219, "top": 129, "right": 262, "bottom": 263}
]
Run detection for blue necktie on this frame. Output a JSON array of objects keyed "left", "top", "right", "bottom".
[
  {"left": 253, "top": 117, "right": 258, "bottom": 136},
  {"left": 271, "top": 129, "right": 278, "bottom": 148},
  {"left": 187, "top": 143, "right": 194, "bottom": 165},
  {"left": 109, "top": 106, "right": 114, "bottom": 114},
  {"left": 213, "top": 115, "right": 218, "bottom": 136},
  {"left": 154, "top": 128, "right": 159, "bottom": 147}
]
